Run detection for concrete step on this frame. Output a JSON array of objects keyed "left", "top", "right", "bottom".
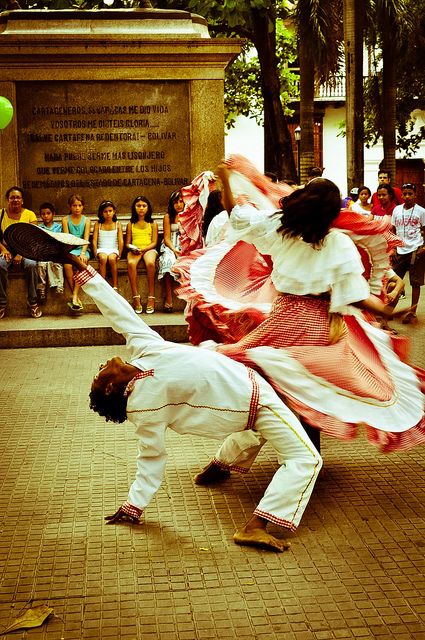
[
  {"left": 0, "top": 310, "right": 188, "bottom": 348},
  {"left": 6, "top": 263, "right": 185, "bottom": 316}
]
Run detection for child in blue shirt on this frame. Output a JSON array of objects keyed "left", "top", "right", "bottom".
[{"left": 37, "top": 202, "right": 64, "bottom": 300}]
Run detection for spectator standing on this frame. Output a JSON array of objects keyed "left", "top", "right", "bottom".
[
  {"left": 342, "top": 187, "right": 359, "bottom": 209},
  {"left": 371, "top": 169, "right": 403, "bottom": 207},
  {"left": 351, "top": 186, "right": 373, "bottom": 218},
  {"left": 391, "top": 183, "right": 425, "bottom": 325},
  {"left": 0, "top": 186, "right": 41, "bottom": 318},
  {"left": 371, "top": 184, "right": 397, "bottom": 218},
  {"left": 62, "top": 194, "right": 91, "bottom": 312},
  {"left": 37, "top": 202, "right": 64, "bottom": 301},
  {"left": 202, "top": 190, "right": 229, "bottom": 247},
  {"left": 92, "top": 200, "right": 124, "bottom": 291},
  {"left": 306, "top": 167, "right": 324, "bottom": 183}
]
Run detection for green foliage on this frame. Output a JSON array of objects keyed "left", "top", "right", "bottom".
[{"left": 363, "top": 0, "right": 425, "bottom": 155}]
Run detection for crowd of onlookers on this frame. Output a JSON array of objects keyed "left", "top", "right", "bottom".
[
  {"left": 0, "top": 183, "right": 227, "bottom": 319},
  {"left": 1, "top": 166, "right": 424, "bottom": 324}
]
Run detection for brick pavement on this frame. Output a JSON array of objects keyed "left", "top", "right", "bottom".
[{"left": 1, "top": 302, "right": 425, "bottom": 638}]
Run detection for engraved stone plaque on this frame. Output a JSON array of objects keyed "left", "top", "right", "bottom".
[{"left": 17, "top": 81, "right": 191, "bottom": 214}]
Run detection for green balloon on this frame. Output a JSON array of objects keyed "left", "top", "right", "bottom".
[{"left": 0, "top": 97, "right": 14, "bottom": 130}]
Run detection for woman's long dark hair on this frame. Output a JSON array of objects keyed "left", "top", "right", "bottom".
[
  {"left": 277, "top": 178, "right": 341, "bottom": 247},
  {"left": 167, "top": 190, "right": 182, "bottom": 224},
  {"left": 202, "top": 190, "right": 225, "bottom": 237},
  {"left": 130, "top": 195, "right": 153, "bottom": 223}
]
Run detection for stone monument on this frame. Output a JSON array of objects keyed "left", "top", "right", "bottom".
[{"left": 0, "top": 8, "right": 241, "bottom": 214}]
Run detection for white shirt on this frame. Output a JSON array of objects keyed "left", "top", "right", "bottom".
[
  {"left": 391, "top": 203, "right": 425, "bottom": 254},
  {"left": 228, "top": 204, "right": 369, "bottom": 314},
  {"left": 205, "top": 210, "right": 229, "bottom": 246},
  {"left": 351, "top": 200, "right": 372, "bottom": 216},
  {"left": 76, "top": 267, "right": 261, "bottom": 511}
]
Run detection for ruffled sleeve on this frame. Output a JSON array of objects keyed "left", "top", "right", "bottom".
[
  {"left": 228, "top": 204, "right": 281, "bottom": 255},
  {"left": 267, "top": 230, "right": 370, "bottom": 313}
]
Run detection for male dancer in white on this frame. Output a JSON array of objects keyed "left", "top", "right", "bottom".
[{"left": 68, "top": 253, "right": 322, "bottom": 552}]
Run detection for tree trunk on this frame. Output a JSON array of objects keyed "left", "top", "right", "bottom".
[
  {"left": 343, "top": 0, "right": 364, "bottom": 192},
  {"left": 381, "top": 28, "right": 396, "bottom": 180},
  {"left": 251, "top": 8, "right": 297, "bottom": 182},
  {"left": 298, "top": 37, "right": 315, "bottom": 185}
]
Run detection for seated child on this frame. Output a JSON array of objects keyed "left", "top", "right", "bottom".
[
  {"left": 37, "top": 202, "right": 64, "bottom": 300},
  {"left": 158, "top": 190, "right": 184, "bottom": 312},
  {"left": 92, "top": 200, "right": 124, "bottom": 290},
  {"left": 62, "top": 194, "right": 91, "bottom": 312},
  {"left": 126, "top": 195, "right": 158, "bottom": 314}
]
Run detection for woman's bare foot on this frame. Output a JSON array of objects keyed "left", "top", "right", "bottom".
[
  {"left": 194, "top": 461, "right": 230, "bottom": 485},
  {"left": 233, "top": 515, "right": 291, "bottom": 552}
]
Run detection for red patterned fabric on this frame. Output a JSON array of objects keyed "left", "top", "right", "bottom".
[
  {"left": 226, "top": 154, "right": 294, "bottom": 208},
  {"left": 218, "top": 295, "right": 394, "bottom": 402},
  {"left": 179, "top": 171, "right": 216, "bottom": 255},
  {"left": 121, "top": 501, "right": 143, "bottom": 519},
  {"left": 173, "top": 158, "right": 425, "bottom": 452}
]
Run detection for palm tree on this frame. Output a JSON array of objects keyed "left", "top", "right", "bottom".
[
  {"left": 343, "top": 0, "right": 364, "bottom": 190},
  {"left": 367, "top": 0, "right": 413, "bottom": 178},
  {"left": 294, "top": 0, "right": 343, "bottom": 184}
]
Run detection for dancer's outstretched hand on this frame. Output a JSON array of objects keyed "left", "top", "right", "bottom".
[
  {"left": 105, "top": 507, "right": 140, "bottom": 525},
  {"left": 383, "top": 303, "right": 417, "bottom": 319}
]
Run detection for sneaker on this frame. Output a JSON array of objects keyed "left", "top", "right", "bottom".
[
  {"left": 56, "top": 287, "right": 64, "bottom": 296},
  {"left": 28, "top": 303, "right": 42, "bottom": 318}
]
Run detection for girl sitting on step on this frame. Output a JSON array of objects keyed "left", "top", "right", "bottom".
[
  {"left": 158, "top": 190, "right": 184, "bottom": 312},
  {"left": 92, "top": 200, "right": 124, "bottom": 291},
  {"left": 62, "top": 193, "right": 91, "bottom": 312},
  {"left": 126, "top": 195, "right": 158, "bottom": 314}
]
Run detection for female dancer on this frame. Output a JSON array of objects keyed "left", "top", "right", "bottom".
[{"left": 176, "top": 160, "right": 425, "bottom": 457}]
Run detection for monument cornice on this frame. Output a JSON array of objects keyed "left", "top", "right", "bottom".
[{"left": 0, "top": 40, "right": 241, "bottom": 81}]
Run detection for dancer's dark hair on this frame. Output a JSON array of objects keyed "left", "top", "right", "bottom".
[
  {"left": 277, "top": 178, "right": 341, "bottom": 247},
  {"left": 202, "top": 190, "right": 225, "bottom": 237},
  {"left": 89, "top": 387, "right": 128, "bottom": 424}
]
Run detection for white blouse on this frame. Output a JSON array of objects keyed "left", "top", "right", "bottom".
[{"left": 228, "top": 204, "right": 370, "bottom": 314}]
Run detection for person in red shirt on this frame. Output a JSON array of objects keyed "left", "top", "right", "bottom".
[
  {"left": 371, "top": 169, "right": 403, "bottom": 207},
  {"left": 371, "top": 184, "right": 397, "bottom": 218}
]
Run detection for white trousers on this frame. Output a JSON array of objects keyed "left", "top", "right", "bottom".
[{"left": 214, "top": 376, "right": 322, "bottom": 531}]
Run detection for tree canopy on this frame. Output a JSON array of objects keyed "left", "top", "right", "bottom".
[{"left": 1, "top": 0, "right": 424, "bottom": 162}]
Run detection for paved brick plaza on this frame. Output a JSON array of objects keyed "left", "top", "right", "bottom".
[{"left": 0, "top": 311, "right": 424, "bottom": 639}]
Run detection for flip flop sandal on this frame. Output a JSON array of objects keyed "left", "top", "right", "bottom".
[
  {"left": 132, "top": 295, "right": 143, "bottom": 314},
  {"left": 146, "top": 296, "right": 156, "bottom": 314},
  {"left": 67, "top": 301, "right": 84, "bottom": 312},
  {"left": 28, "top": 303, "right": 42, "bottom": 318}
]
